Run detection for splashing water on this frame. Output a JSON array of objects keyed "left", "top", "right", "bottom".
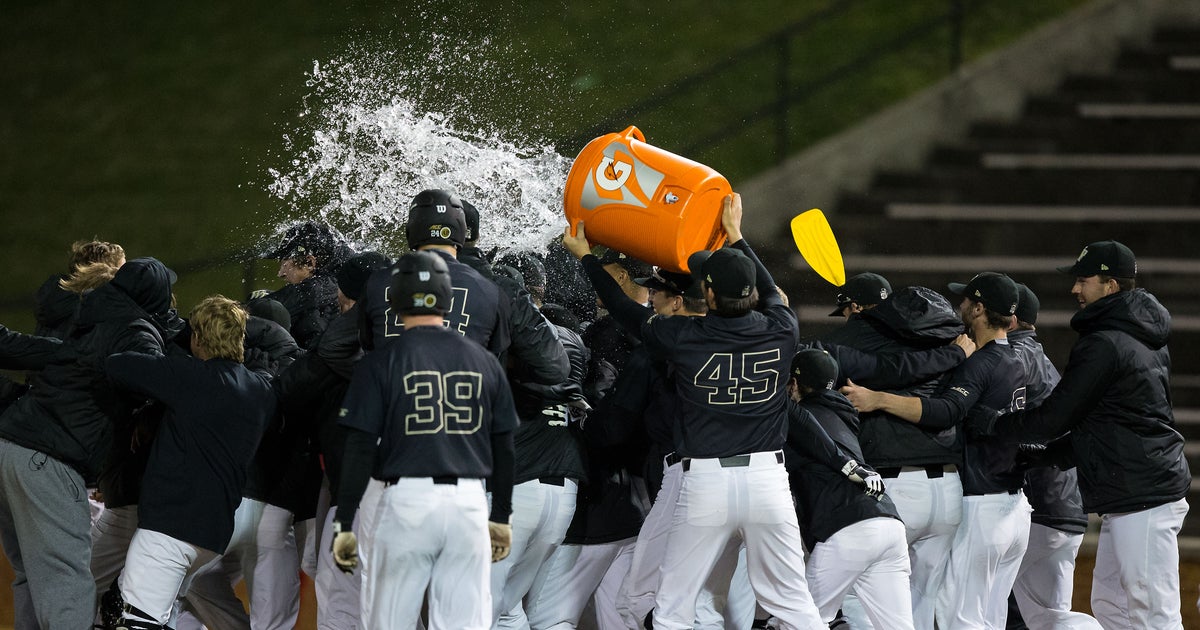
[{"left": 266, "top": 45, "right": 576, "bottom": 256}]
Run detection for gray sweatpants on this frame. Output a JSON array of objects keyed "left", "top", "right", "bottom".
[{"left": 0, "top": 438, "right": 95, "bottom": 629}]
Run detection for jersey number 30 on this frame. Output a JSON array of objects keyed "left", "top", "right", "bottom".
[
  {"left": 404, "top": 371, "right": 483, "bottom": 435},
  {"left": 693, "top": 350, "right": 780, "bottom": 405}
]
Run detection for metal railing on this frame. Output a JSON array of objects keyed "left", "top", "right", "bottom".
[{"left": 562, "top": 0, "right": 971, "bottom": 166}]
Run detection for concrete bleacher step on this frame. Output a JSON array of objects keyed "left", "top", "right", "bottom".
[
  {"left": 819, "top": 210, "right": 1200, "bottom": 262},
  {"left": 966, "top": 117, "right": 1200, "bottom": 153},
  {"left": 868, "top": 168, "right": 1199, "bottom": 205},
  {"left": 885, "top": 202, "right": 1200, "bottom": 222},
  {"left": 1057, "top": 73, "right": 1200, "bottom": 103}
]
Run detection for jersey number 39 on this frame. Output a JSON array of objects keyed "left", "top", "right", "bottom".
[{"left": 404, "top": 371, "right": 484, "bottom": 435}]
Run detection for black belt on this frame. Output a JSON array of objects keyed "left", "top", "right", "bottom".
[
  {"left": 681, "top": 451, "right": 784, "bottom": 472},
  {"left": 877, "top": 464, "right": 957, "bottom": 479},
  {"left": 665, "top": 452, "right": 683, "bottom": 466},
  {"left": 382, "top": 476, "right": 459, "bottom": 486},
  {"left": 539, "top": 476, "right": 566, "bottom": 486}
]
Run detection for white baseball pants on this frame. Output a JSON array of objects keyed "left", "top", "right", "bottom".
[
  {"left": 615, "top": 460, "right": 744, "bottom": 629},
  {"left": 936, "top": 491, "right": 1031, "bottom": 629},
  {"left": 524, "top": 537, "right": 636, "bottom": 629},
  {"left": 806, "top": 517, "right": 913, "bottom": 629},
  {"left": 120, "top": 528, "right": 219, "bottom": 627},
  {"left": 90, "top": 504, "right": 139, "bottom": 606},
  {"left": 883, "top": 468, "right": 962, "bottom": 630},
  {"left": 491, "top": 478, "right": 578, "bottom": 628},
  {"left": 653, "top": 452, "right": 824, "bottom": 630},
  {"left": 1090, "top": 497, "right": 1188, "bottom": 630},
  {"left": 316, "top": 504, "right": 362, "bottom": 629},
  {"left": 369, "top": 478, "right": 491, "bottom": 630},
  {"left": 1012, "top": 523, "right": 1100, "bottom": 629}
]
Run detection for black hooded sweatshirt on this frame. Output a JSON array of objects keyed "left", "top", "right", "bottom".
[
  {"left": 0, "top": 258, "right": 175, "bottom": 482},
  {"left": 820, "top": 286, "right": 966, "bottom": 468},
  {"left": 786, "top": 390, "right": 902, "bottom": 551},
  {"left": 994, "top": 289, "right": 1190, "bottom": 514}
]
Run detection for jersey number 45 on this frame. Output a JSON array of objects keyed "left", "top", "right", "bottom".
[{"left": 693, "top": 350, "right": 780, "bottom": 405}]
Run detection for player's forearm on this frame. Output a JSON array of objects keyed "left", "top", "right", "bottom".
[
  {"left": 580, "top": 255, "right": 652, "bottom": 334},
  {"left": 489, "top": 431, "right": 515, "bottom": 523},
  {"left": 334, "top": 428, "right": 376, "bottom": 526},
  {"left": 875, "top": 392, "right": 925, "bottom": 424}
]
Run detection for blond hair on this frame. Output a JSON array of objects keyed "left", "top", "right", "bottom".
[
  {"left": 59, "top": 261, "right": 120, "bottom": 294},
  {"left": 189, "top": 295, "right": 247, "bottom": 362},
  {"left": 69, "top": 240, "right": 125, "bottom": 272}
]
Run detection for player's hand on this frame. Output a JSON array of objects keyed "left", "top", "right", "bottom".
[
  {"left": 952, "top": 333, "right": 976, "bottom": 358},
  {"left": 561, "top": 221, "right": 592, "bottom": 260},
  {"left": 841, "top": 459, "right": 883, "bottom": 490},
  {"left": 720, "top": 193, "right": 744, "bottom": 243},
  {"left": 964, "top": 406, "right": 1000, "bottom": 439},
  {"left": 840, "top": 379, "right": 881, "bottom": 413},
  {"left": 489, "top": 521, "right": 512, "bottom": 562},
  {"left": 332, "top": 530, "right": 358, "bottom": 574}
]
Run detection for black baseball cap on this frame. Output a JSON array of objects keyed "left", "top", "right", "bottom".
[
  {"left": 790, "top": 348, "right": 839, "bottom": 392},
  {"left": 336, "top": 251, "right": 391, "bottom": 301},
  {"left": 687, "top": 248, "right": 755, "bottom": 300},
  {"left": 828, "top": 272, "right": 892, "bottom": 317},
  {"left": 598, "top": 248, "right": 654, "bottom": 279},
  {"left": 264, "top": 221, "right": 336, "bottom": 262},
  {"left": 1056, "top": 240, "right": 1137, "bottom": 278},
  {"left": 405, "top": 189, "right": 467, "bottom": 249},
  {"left": 948, "top": 272, "right": 1018, "bottom": 316},
  {"left": 635, "top": 269, "right": 704, "bottom": 299},
  {"left": 1015, "top": 282, "right": 1040, "bottom": 325}
]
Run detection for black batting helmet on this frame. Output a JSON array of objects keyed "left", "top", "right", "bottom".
[
  {"left": 406, "top": 189, "right": 467, "bottom": 249},
  {"left": 389, "top": 251, "right": 452, "bottom": 316}
]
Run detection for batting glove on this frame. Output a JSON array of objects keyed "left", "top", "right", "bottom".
[
  {"left": 489, "top": 521, "right": 512, "bottom": 563},
  {"left": 331, "top": 521, "right": 358, "bottom": 575},
  {"left": 841, "top": 460, "right": 885, "bottom": 497}
]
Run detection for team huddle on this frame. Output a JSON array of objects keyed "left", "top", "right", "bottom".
[{"left": 0, "top": 189, "right": 1190, "bottom": 630}]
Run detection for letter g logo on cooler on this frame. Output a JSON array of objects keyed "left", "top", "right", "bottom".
[{"left": 595, "top": 156, "right": 632, "bottom": 191}]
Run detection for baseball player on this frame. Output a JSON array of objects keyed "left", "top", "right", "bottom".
[
  {"left": 353, "top": 189, "right": 515, "bottom": 620},
  {"left": 564, "top": 193, "right": 825, "bottom": 629},
  {"left": 331, "top": 251, "right": 519, "bottom": 629},
  {"left": 100, "top": 295, "right": 276, "bottom": 629},
  {"left": 826, "top": 272, "right": 892, "bottom": 320},
  {"left": 970, "top": 241, "right": 1191, "bottom": 628},
  {"left": 786, "top": 348, "right": 912, "bottom": 629},
  {"left": 816, "top": 284, "right": 966, "bottom": 630},
  {"left": 1004, "top": 283, "right": 1100, "bottom": 630},
  {"left": 843, "top": 272, "right": 1030, "bottom": 629}
]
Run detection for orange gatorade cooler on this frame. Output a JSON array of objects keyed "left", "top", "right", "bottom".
[{"left": 564, "top": 126, "right": 731, "bottom": 273}]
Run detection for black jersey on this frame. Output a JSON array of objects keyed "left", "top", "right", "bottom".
[
  {"left": 105, "top": 353, "right": 275, "bottom": 554},
  {"left": 1009, "top": 329, "right": 1086, "bottom": 533},
  {"left": 338, "top": 326, "right": 518, "bottom": 479},
  {"left": 641, "top": 294, "right": 797, "bottom": 459},
  {"left": 919, "top": 338, "right": 1026, "bottom": 495},
  {"left": 787, "top": 391, "right": 901, "bottom": 550},
  {"left": 357, "top": 249, "right": 510, "bottom": 356}
]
